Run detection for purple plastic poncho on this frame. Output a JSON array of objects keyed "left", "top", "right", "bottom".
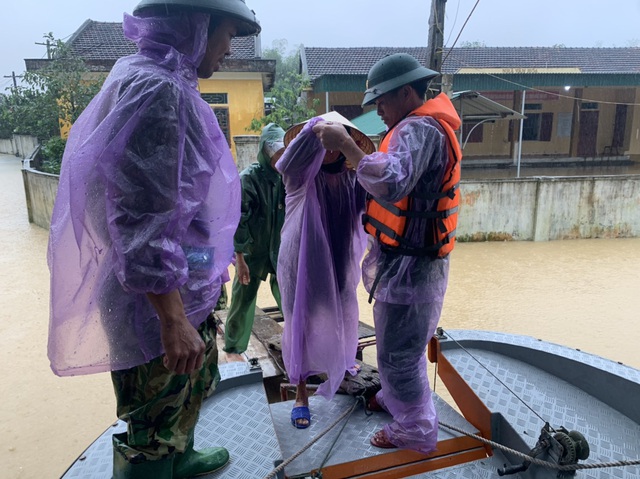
[
  {"left": 47, "top": 12, "right": 240, "bottom": 376},
  {"left": 356, "top": 105, "right": 460, "bottom": 453},
  {"left": 276, "top": 118, "right": 367, "bottom": 400}
]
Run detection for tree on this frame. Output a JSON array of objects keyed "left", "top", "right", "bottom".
[
  {"left": 3, "top": 33, "right": 103, "bottom": 142},
  {"left": 248, "top": 40, "right": 319, "bottom": 132},
  {"left": 263, "top": 39, "right": 299, "bottom": 78},
  {"left": 0, "top": 94, "right": 16, "bottom": 139}
]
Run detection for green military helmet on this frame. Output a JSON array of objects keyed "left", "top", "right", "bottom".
[
  {"left": 362, "top": 53, "right": 439, "bottom": 106},
  {"left": 133, "top": 0, "right": 261, "bottom": 36}
]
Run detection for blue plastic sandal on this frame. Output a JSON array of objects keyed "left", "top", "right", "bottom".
[{"left": 290, "top": 406, "right": 311, "bottom": 429}]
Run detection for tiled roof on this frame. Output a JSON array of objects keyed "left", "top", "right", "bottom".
[
  {"left": 302, "top": 47, "right": 429, "bottom": 79},
  {"left": 302, "top": 46, "right": 640, "bottom": 78},
  {"left": 446, "top": 47, "right": 640, "bottom": 74},
  {"left": 67, "top": 20, "right": 257, "bottom": 61}
]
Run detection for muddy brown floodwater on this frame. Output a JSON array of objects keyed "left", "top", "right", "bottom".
[{"left": 1, "top": 154, "right": 639, "bottom": 478}]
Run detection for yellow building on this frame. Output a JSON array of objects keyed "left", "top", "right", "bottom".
[{"left": 26, "top": 20, "right": 275, "bottom": 160}]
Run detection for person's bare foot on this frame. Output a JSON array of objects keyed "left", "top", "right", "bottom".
[
  {"left": 291, "top": 381, "right": 310, "bottom": 428},
  {"left": 370, "top": 429, "right": 397, "bottom": 449},
  {"left": 291, "top": 400, "right": 310, "bottom": 428}
]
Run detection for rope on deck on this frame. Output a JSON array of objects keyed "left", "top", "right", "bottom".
[
  {"left": 263, "top": 396, "right": 364, "bottom": 479},
  {"left": 439, "top": 421, "right": 640, "bottom": 472}
]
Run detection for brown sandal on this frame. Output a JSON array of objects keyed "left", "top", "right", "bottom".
[{"left": 370, "top": 429, "right": 398, "bottom": 449}]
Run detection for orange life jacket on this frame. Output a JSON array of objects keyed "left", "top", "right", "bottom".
[{"left": 362, "top": 93, "right": 462, "bottom": 258}]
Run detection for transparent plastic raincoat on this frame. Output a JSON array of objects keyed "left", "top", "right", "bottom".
[
  {"left": 357, "top": 95, "right": 461, "bottom": 453},
  {"left": 47, "top": 12, "right": 240, "bottom": 376},
  {"left": 276, "top": 118, "right": 367, "bottom": 400}
]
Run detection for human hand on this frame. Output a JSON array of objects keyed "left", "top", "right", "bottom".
[
  {"left": 160, "top": 318, "right": 205, "bottom": 374},
  {"left": 312, "top": 121, "right": 366, "bottom": 169},
  {"left": 312, "top": 121, "right": 352, "bottom": 152},
  {"left": 146, "top": 291, "right": 205, "bottom": 375},
  {"left": 236, "top": 254, "right": 250, "bottom": 285}
]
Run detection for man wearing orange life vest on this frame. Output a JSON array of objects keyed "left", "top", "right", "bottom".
[{"left": 313, "top": 53, "right": 462, "bottom": 453}]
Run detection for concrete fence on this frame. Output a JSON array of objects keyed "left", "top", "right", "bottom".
[
  {"left": 457, "top": 175, "right": 640, "bottom": 241},
  {"left": 21, "top": 161, "right": 59, "bottom": 230},
  {"left": 21, "top": 160, "right": 640, "bottom": 242},
  {"left": 233, "top": 135, "right": 260, "bottom": 172},
  {"left": 0, "top": 135, "right": 39, "bottom": 158}
]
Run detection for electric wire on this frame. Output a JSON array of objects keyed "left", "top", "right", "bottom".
[
  {"left": 444, "top": 0, "right": 462, "bottom": 47},
  {"left": 442, "top": 0, "right": 482, "bottom": 65},
  {"left": 444, "top": 53, "right": 640, "bottom": 106},
  {"left": 437, "top": 0, "right": 640, "bottom": 108}
]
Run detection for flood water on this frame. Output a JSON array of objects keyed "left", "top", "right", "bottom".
[{"left": 1, "top": 153, "right": 639, "bottom": 478}]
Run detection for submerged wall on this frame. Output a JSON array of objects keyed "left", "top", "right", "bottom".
[
  {"left": 22, "top": 163, "right": 640, "bottom": 242},
  {"left": 0, "top": 135, "right": 39, "bottom": 158},
  {"left": 21, "top": 162, "right": 58, "bottom": 230},
  {"left": 458, "top": 175, "right": 640, "bottom": 241}
]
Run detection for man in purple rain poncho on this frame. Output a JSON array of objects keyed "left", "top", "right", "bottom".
[
  {"left": 276, "top": 112, "right": 375, "bottom": 428},
  {"left": 47, "top": 1, "right": 260, "bottom": 477},
  {"left": 313, "top": 54, "right": 462, "bottom": 453}
]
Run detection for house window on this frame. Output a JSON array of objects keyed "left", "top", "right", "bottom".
[
  {"left": 581, "top": 102, "right": 598, "bottom": 110},
  {"left": 523, "top": 104, "right": 553, "bottom": 141},
  {"left": 213, "top": 107, "right": 230, "bottom": 147},
  {"left": 201, "top": 93, "right": 228, "bottom": 104},
  {"left": 463, "top": 121, "right": 484, "bottom": 143}
]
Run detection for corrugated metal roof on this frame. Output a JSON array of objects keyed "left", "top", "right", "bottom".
[
  {"left": 350, "top": 91, "right": 524, "bottom": 137},
  {"left": 451, "top": 91, "right": 525, "bottom": 121},
  {"left": 302, "top": 46, "right": 640, "bottom": 79}
]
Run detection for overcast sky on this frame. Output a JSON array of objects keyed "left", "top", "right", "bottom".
[{"left": 2, "top": 0, "right": 640, "bottom": 90}]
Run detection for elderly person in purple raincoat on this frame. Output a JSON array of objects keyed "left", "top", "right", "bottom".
[
  {"left": 47, "top": 1, "right": 260, "bottom": 477},
  {"left": 276, "top": 112, "right": 375, "bottom": 429}
]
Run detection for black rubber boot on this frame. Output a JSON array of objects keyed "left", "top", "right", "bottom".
[{"left": 112, "top": 433, "right": 174, "bottom": 479}]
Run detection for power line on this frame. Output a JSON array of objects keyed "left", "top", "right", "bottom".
[
  {"left": 2, "top": 71, "right": 23, "bottom": 89},
  {"left": 442, "top": 0, "right": 481, "bottom": 65},
  {"left": 445, "top": 54, "right": 640, "bottom": 107},
  {"left": 444, "top": 0, "right": 462, "bottom": 47},
  {"left": 0, "top": 78, "right": 14, "bottom": 91},
  {"left": 439, "top": 0, "right": 640, "bottom": 107}
]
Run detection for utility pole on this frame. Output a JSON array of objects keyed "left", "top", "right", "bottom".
[
  {"left": 427, "top": 0, "right": 447, "bottom": 92},
  {"left": 35, "top": 39, "right": 52, "bottom": 59},
  {"left": 3, "top": 71, "right": 22, "bottom": 88}
]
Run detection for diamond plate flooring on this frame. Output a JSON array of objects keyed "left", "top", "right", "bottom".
[
  {"left": 61, "top": 331, "right": 640, "bottom": 479},
  {"left": 440, "top": 330, "right": 640, "bottom": 479},
  {"left": 270, "top": 392, "right": 481, "bottom": 478},
  {"left": 62, "top": 362, "right": 281, "bottom": 479}
]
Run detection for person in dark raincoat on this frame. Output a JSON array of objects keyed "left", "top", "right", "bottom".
[
  {"left": 313, "top": 53, "right": 462, "bottom": 454},
  {"left": 224, "top": 123, "right": 286, "bottom": 356},
  {"left": 276, "top": 112, "right": 375, "bottom": 428},
  {"left": 46, "top": 1, "right": 260, "bottom": 477}
]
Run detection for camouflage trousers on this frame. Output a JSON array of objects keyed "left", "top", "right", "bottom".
[{"left": 111, "top": 313, "right": 220, "bottom": 463}]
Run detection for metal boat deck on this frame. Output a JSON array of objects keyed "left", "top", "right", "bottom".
[{"left": 61, "top": 330, "right": 640, "bottom": 478}]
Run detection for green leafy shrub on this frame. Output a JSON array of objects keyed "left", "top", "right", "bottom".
[{"left": 40, "top": 136, "right": 66, "bottom": 175}]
